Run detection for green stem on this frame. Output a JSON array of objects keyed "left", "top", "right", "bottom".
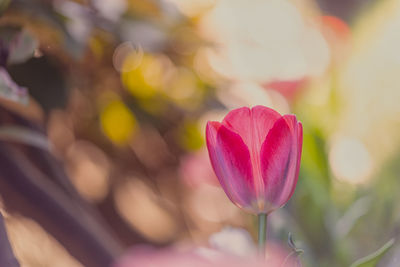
[{"left": 258, "top": 213, "right": 267, "bottom": 258}]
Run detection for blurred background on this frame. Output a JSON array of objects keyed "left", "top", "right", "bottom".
[{"left": 0, "top": 0, "right": 400, "bottom": 266}]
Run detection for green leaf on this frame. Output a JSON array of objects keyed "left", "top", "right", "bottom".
[
  {"left": 350, "top": 239, "right": 395, "bottom": 267},
  {"left": 288, "top": 232, "right": 304, "bottom": 255},
  {"left": 283, "top": 233, "right": 304, "bottom": 267}
]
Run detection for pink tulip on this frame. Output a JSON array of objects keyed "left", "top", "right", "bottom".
[{"left": 206, "top": 106, "right": 303, "bottom": 214}]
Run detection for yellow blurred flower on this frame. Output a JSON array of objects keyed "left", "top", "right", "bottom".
[
  {"left": 100, "top": 100, "right": 137, "bottom": 144},
  {"left": 121, "top": 54, "right": 165, "bottom": 99},
  {"left": 179, "top": 121, "right": 204, "bottom": 151}
]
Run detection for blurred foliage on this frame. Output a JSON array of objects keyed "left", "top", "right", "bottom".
[
  {"left": 350, "top": 239, "right": 394, "bottom": 267},
  {"left": 0, "top": 0, "right": 400, "bottom": 267}
]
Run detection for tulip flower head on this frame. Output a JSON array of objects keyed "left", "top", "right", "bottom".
[{"left": 206, "top": 106, "right": 302, "bottom": 214}]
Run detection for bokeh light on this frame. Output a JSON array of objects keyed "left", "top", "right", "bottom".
[
  {"left": 2, "top": 0, "right": 400, "bottom": 266},
  {"left": 100, "top": 99, "right": 137, "bottom": 144},
  {"left": 329, "top": 136, "right": 373, "bottom": 184},
  {"left": 199, "top": 0, "right": 330, "bottom": 82},
  {"left": 114, "top": 178, "right": 178, "bottom": 243},
  {"left": 65, "top": 140, "right": 111, "bottom": 202},
  {"left": 5, "top": 214, "right": 83, "bottom": 267},
  {"left": 113, "top": 42, "right": 144, "bottom": 73}
]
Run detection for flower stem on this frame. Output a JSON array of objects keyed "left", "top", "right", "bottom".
[{"left": 258, "top": 213, "right": 267, "bottom": 258}]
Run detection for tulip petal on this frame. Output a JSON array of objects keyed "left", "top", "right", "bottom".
[
  {"left": 222, "top": 106, "right": 281, "bottom": 152},
  {"left": 250, "top": 105, "right": 282, "bottom": 147},
  {"left": 206, "top": 122, "right": 254, "bottom": 209},
  {"left": 222, "top": 106, "right": 282, "bottom": 201},
  {"left": 260, "top": 117, "right": 293, "bottom": 209},
  {"left": 296, "top": 122, "right": 303, "bottom": 180},
  {"left": 273, "top": 115, "right": 303, "bottom": 207}
]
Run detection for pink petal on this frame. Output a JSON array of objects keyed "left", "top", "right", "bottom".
[
  {"left": 274, "top": 115, "right": 303, "bottom": 206},
  {"left": 222, "top": 106, "right": 282, "bottom": 200},
  {"left": 222, "top": 106, "right": 281, "bottom": 152},
  {"left": 259, "top": 117, "right": 294, "bottom": 210},
  {"left": 206, "top": 122, "right": 255, "bottom": 210},
  {"left": 296, "top": 122, "right": 303, "bottom": 181}
]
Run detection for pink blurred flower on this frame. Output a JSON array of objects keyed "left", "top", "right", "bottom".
[
  {"left": 206, "top": 106, "right": 302, "bottom": 214},
  {"left": 263, "top": 78, "right": 307, "bottom": 102},
  {"left": 180, "top": 149, "right": 219, "bottom": 187},
  {"left": 320, "top": 15, "right": 352, "bottom": 64},
  {"left": 320, "top": 15, "right": 351, "bottom": 43},
  {"left": 114, "top": 246, "right": 210, "bottom": 267},
  {"left": 113, "top": 244, "right": 298, "bottom": 267}
]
